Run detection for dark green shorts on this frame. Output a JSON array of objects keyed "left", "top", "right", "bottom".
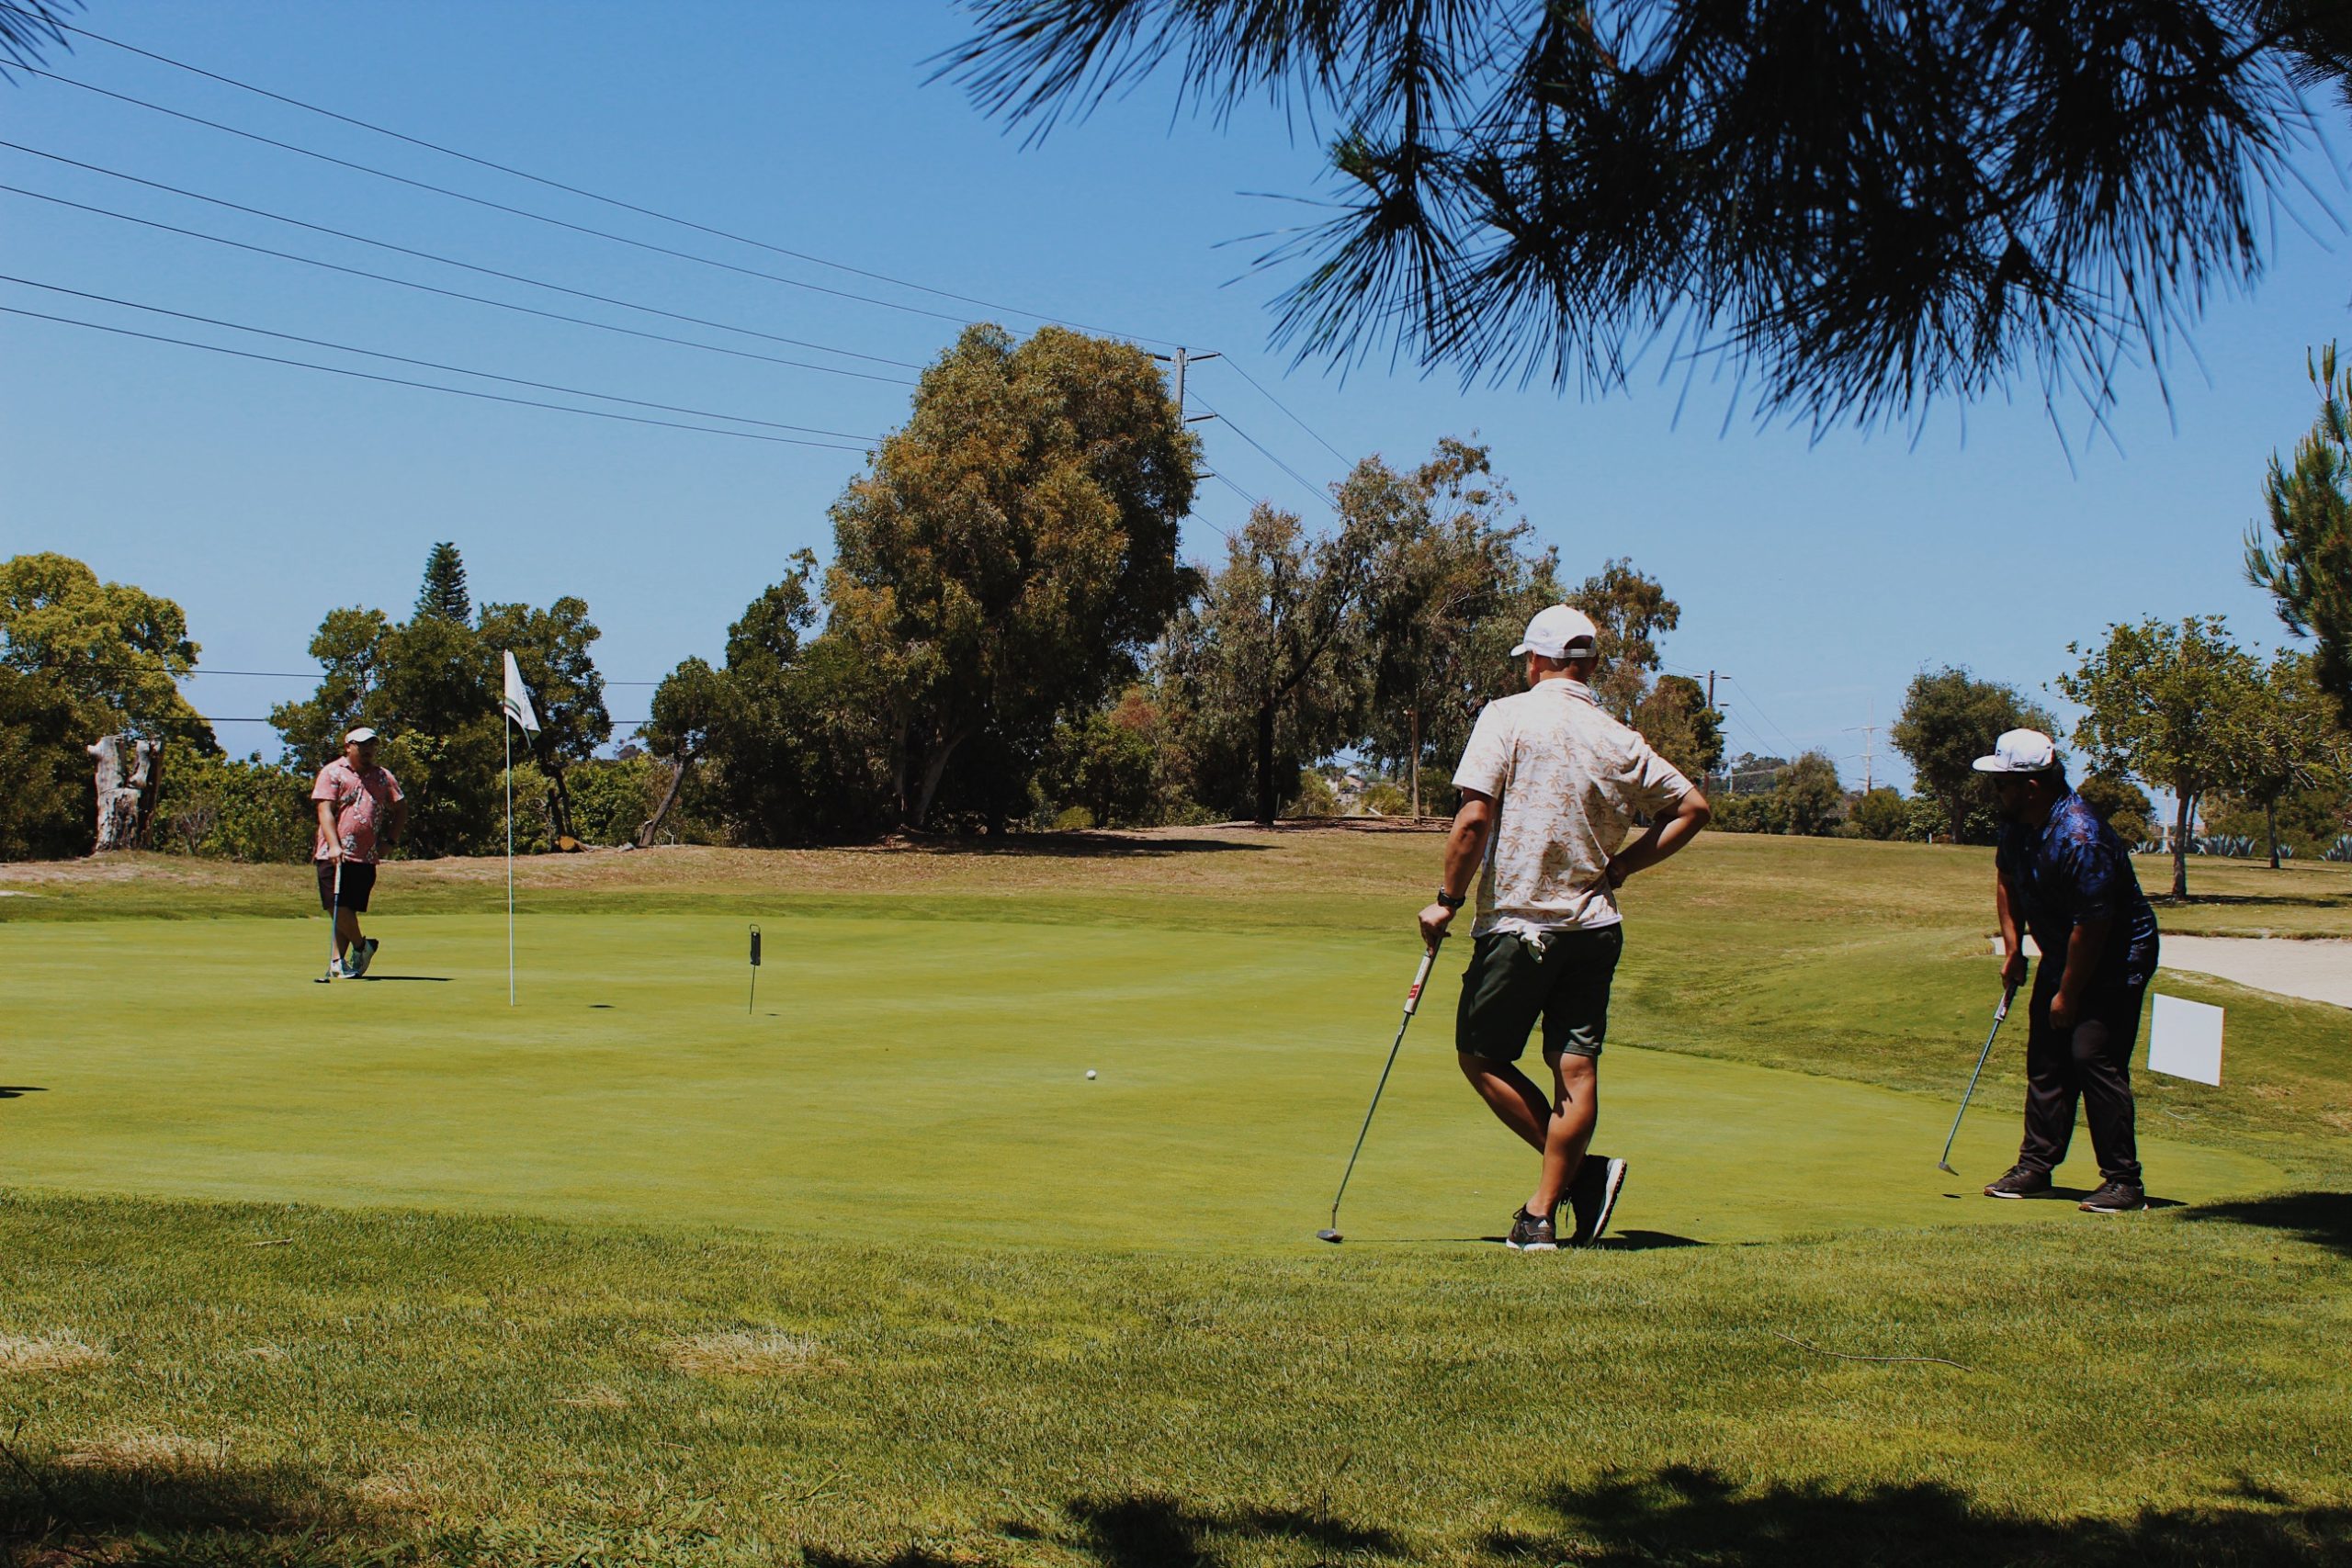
[{"left": 1455, "top": 924, "right": 1624, "bottom": 1063}]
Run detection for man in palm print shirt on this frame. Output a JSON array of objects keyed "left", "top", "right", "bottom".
[{"left": 1975, "top": 728, "right": 2160, "bottom": 1213}]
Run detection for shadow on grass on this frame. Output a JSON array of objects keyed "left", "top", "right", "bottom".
[
  {"left": 2185, "top": 1191, "right": 2352, "bottom": 1258},
  {"left": 0, "top": 1444, "right": 368, "bottom": 1567},
  {"left": 1482, "top": 1465, "right": 2352, "bottom": 1567},
  {"left": 890, "top": 832, "right": 1269, "bottom": 861},
  {"left": 804, "top": 1472, "right": 2352, "bottom": 1567},
  {"left": 808, "top": 1495, "right": 1401, "bottom": 1568},
  {"left": 0, "top": 1087, "right": 44, "bottom": 1100},
  {"left": 2161, "top": 888, "right": 2352, "bottom": 910}
]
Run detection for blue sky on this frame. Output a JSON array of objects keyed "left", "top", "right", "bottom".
[{"left": 3, "top": 2, "right": 2346, "bottom": 791}]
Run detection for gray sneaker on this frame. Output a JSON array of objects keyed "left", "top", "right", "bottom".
[
  {"left": 1505, "top": 1205, "right": 1559, "bottom": 1253},
  {"left": 1567, "top": 1156, "right": 1628, "bottom": 1247},
  {"left": 347, "top": 938, "right": 379, "bottom": 978},
  {"left": 1983, "top": 1164, "right": 2052, "bottom": 1200}
]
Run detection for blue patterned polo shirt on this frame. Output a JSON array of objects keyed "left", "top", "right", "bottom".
[{"left": 1995, "top": 791, "right": 2160, "bottom": 988}]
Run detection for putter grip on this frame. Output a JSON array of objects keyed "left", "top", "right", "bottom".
[
  {"left": 1996, "top": 983, "right": 2016, "bottom": 1022},
  {"left": 1402, "top": 942, "right": 1440, "bottom": 1016}
]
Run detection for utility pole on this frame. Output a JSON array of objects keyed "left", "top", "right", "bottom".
[
  {"left": 1845, "top": 703, "right": 1879, "bottom": 794},
  {"left": 1156, "top": 346, "right": 1221, "bottom": 417}
]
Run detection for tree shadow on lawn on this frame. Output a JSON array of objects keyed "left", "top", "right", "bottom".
[
  {"left": 1483, "top": 1466, "right": 2352, "bottom": 1567},
  {"left": 2162, "top": 889, "right": 2352, "bottom": 911},
  {"left": 0, "top": 1443, "right": 372, "bottom": 1567},
  {"left": 808, "top": 1495, "right": 1400, "bottom": 1568},
  {"left": 804, "top": 1471, "right": 2352, "bottom": 1568},
  {"left": 890, "top": 833, "right": 1269, "bottom": 861},
  {"left": 2184, "top": 1191, "right": 2352, "bottom": 1258}
]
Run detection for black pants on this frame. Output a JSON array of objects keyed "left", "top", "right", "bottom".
[{"left": 2018, "top": 967, "right": 2149, "bottom": 1187}]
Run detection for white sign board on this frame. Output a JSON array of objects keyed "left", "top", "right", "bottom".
[{"left": 2148, "top": 995, "right": 2224, "bottom": 1086}]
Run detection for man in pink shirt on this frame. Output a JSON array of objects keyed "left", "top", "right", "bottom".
[{"left": 311, "top": 726, "right": 406, "bottom": 980}]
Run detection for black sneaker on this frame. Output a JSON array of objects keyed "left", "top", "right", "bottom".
[
  {"left": 2079, "top": 1180, "right": 2146, "bottom": 1213},
  {"left": 1982, "top": 1164, "right": 2052, "bottom": 1200},
  {"left": 1567, "top": 1156, "right": 1628, "bottom": 1247},
  {"left": 1505, "top": 1206, "right": 1558, "bottom": 1253}
]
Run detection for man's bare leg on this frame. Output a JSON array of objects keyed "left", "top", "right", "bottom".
[
  {"left": 335, "top": 908, "right": 363, "bottom": 962},
  {"left": 1458, "top": 1051, "right": 1551, "bottom": 1154},
  {"left": 1529, "top": 1051, "right": 1599, "bottom": 1218}
]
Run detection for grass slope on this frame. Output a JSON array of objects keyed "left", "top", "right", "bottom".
[{"left": 3, "top": 831, "right": 2348, "bottom": 1564}]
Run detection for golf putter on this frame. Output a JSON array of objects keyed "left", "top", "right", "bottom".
[
  {"left": 315, "top": 855, "right": 343, "bottom": 984},
  {"left": 1317, "top": 938, "right": 1444, "bottom": 1244},
  {"left": 1937, "top": 984, "right": 2018, "bottom": 1173}
]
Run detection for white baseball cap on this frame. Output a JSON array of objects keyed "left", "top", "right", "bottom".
[
  {"left": 1972, "top": 728, "right": 2058, "bottom": 773},
  {"left": 345, "top": 726, "right": 379, "bottom": 745},
  {"left": 1510, "top": 604, "right": 1600, "bottom": 660}
]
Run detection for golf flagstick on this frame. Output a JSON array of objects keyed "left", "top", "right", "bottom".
[
  {"left": 1937, "top": 984, "right": 2018, "bottom": 1173},
  {"left": 500, "top": 651, "right": 541, "bottom": 1009},
  {"left": 1317, "top": 938, "right": 1443, "bottom": 1244},
  {"left": 504, "top": 717, "right": 514, "bottom": 1007}
]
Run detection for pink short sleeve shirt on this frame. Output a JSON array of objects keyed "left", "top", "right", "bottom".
[{"left": 311, "top": 757, "right": 403, "bottom": 863}]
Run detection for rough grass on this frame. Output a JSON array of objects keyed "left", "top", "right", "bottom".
[
  {"left": 2, "top": 1191, "right": 2347, "bottom": 1565},
  {"left": 3, "top": 830, "right": 2348, "bottom": 1564}
]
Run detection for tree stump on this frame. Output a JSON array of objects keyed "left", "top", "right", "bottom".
[{"left": 86, "top": 734, "right": 163, "bottom": 852}]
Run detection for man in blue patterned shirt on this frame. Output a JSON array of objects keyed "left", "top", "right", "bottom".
[{"left": 1975, "top": 728, "right": 2161, "bottom": 1213}]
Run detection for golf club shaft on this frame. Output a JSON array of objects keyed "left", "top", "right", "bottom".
[
  {"left": 1938, "top": 985, "right": 2016, "bottom": 1168},
  {"left": 327, "top": 855, "right": 341, "bottom": 971},
  {"left": 1326, "top": 940, "right": 1443, "bottom": 1231}
]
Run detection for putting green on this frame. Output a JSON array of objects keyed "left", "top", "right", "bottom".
[{"left": 0, "top": 911, "right": 2275, "bottom": 1247}]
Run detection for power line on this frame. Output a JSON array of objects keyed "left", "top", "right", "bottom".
[
  {"left": 0, "top": 183, "right": 917, "bottom": 386},
  {"left": 1189, "top": 392, "right": 1335, "bottom": 513},
  {"left": 1216, "top": 356, "right": 1352, "bottom": 464},
  {"left": 0, "top": 142, "right": 928, "bottom": 377},
  {"left": 186, "top": 669, "right": 665, "bottom": 685},
  {"left": 6, "top": 6, "right": 1171, "bottom": 344},
  {"left": 198, "top": 716, "right": 650, "bottom": 727},
  {"left": 0, "top": 304, "right": 873, "bottom": 450},
  {"left": 1721, "top": 675, "right": 1806, "bottom": 759},
  {"left": 19, "top": 64, "right": 995, "bottom": 333},
  {"left": 0, "top": 275, "right": 883, "bottom": 442}
]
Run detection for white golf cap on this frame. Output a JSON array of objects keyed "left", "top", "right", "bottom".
[
  {"left": 1972, "top": 728, "right": 2058, "bottom": 773},
  {"left": 345, "top": 726, "right": 379, "bottom": 745},
  {"left": 1510, "top": 604, "right": 1600, "bottom": 660}
]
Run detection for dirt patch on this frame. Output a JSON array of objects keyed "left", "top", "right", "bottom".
[
  {"left": 557, "top": 1382, "right": 629, "bottom": 1408},
  {"left": 664, "top": 1330, "right": 830, "bottom": 1378},
  {"left": 59, "top": 1430, "right": 229, "bottom": 1471},
  {"left": 0, "top": 1332, "right": 107, "bottom": 1372},
  {"left": 352, "top": 1466, "right": 437, "bottom": 1513}
]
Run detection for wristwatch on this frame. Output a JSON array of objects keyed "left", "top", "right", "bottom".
[{"left": 1435, "top": 888, "right": 1466, "bottom": 909}]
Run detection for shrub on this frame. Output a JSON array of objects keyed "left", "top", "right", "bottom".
[
  {"left": 1847, "top": 787, "right": 1908, "bottom": 840},
  {"left": 1287, "top": 769, "right": 1340, "bottom": 818},
  {"left": 152, "top": 752, "right": 311, "bottom": 862}
]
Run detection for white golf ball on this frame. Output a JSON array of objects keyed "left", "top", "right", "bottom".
[{"left": 1085, "top": 1069, "right": 1098, "bottom": 1080}]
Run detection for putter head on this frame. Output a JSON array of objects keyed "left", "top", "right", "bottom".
[
  {"left": 1314, "top": 1228, "right": 1342, "bottom": 1244},
  {"left": 1936, "top": 1160, "right": 1957, "bottom": 1175}
]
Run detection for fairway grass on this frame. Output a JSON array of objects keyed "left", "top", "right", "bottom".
[{"left": 4, "top": 830, "right": 2349, "bottom": 1563}]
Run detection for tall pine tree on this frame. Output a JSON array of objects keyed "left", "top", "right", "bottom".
[{"left": 415, "top": 543, "right": 472, "bottom": 625}]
